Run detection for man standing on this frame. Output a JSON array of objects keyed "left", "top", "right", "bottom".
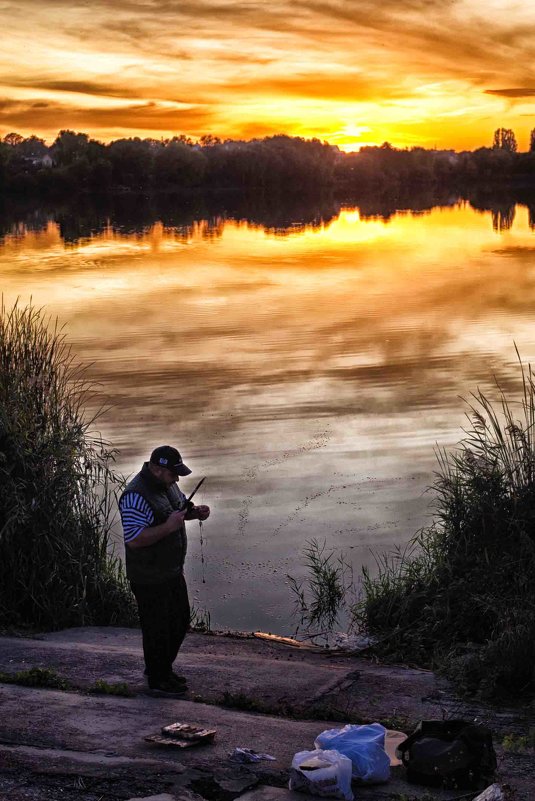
[{"left": 119, "top": 445, "right": 210, "bottom": 697}]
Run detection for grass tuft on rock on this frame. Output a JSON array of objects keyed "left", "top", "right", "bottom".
[
  {"left": 355, "top": 355, "right": 535, "bottom": 699},
  {"left": 0, "top": 300, "right": 137, "bottom": 631},
  {"left": 0, "top": 666, "right": 70, "bottom": 690},
  {"left": 88, "top": 679, "right": 134, "bottom": 697}
]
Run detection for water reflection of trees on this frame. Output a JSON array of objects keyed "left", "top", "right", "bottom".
[
  {"left": 1, "top": 188, "right": 535, "bottom": 244},
  {"left": 467, "top": 191, "right": 519, "bottom": 232},
  {"left": 491, "top": 207, "right": 516, "bottom": 232},
  {"left": 0, "top": 193, "right": 342, "bottom": 244},
  {"left": 354, "top": 187, "right": 461, "bottom": 221}
]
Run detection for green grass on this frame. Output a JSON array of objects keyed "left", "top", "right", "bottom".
[
  {"left": 0, "top": 666, "right": 70, "bottom": 690},
  {"left": 87, "top": 679, "right": 134, "bottom": 697},
  {"left": 355, "top": 353, "right": 535, "bottom": 699},
  {"left": 502, "top": 730, "right": 535, "bottom": 752},
  {"left": 0, "top": 300, "right": 137, "bottom": 630}
]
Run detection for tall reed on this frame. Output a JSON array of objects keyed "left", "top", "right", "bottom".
[
  {"left": 355, "top": 355, "right": 535, "bottom": 698},
  {"left": 0, "top": 301, "right": 136, "bottom": 630},
  {"left": 288, "top": 539, "right": 347, "bottom": 636}
]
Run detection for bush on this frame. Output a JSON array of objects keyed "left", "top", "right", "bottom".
[
  {"left": 0, "top": 301, "right": 137, "bottom": 630},
  {"left": 355, "top": 356, "right": 535, "bottom": 698}
]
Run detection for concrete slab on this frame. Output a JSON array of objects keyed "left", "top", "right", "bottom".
[
  {"left": 0, "top": 683, "right": 342, "bottom": 765},
  {"left": 0, "top": 628, "right": 531, "bottom": 800},
  {"left": 0, "top": 685, "right": 473, "bottom": 801},
  {"left": 0, "top": 627, "right": 447, "bottom": 724}
]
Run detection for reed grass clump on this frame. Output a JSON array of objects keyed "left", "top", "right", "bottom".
[
  {"left": 0, "top": 301, "right": 137, "bottom": 630},
  {"left": 288, "top": 538, "right": 347, "bottom": 635},
  {"left": 356, "top": 357, "right": 535, "bottom": 698}
]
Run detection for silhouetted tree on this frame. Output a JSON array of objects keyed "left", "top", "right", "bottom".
[
  {"left": 107, "top": 138, "right": 153, "bottom": 190},
  {"left": 530, "top": 129, "right": 535, "bottom": 153},
  {"left": 51, "top": 130, "right": 92, "bottom": 166},
  {"left": 3, "top": 126, "right": 535, "bottom": 198},
  {"left": 199, "top": 134, "right": 221, "bottom": 147},
  {"left": 168, "top": 134, "right": 194, "bottom": 147},
  {"left": 153, "top": 140, "right": 206, "bottom": 188},
  {"left": 3, "top": 132, "right": 23, "bottom": 147},
  {"left": 18, "top": 136, "right": 48, "bottom": 160},
  {"left": 492, "top": 128, "right": 517, "bottom": 152}
]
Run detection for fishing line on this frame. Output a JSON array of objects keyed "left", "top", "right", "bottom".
[
  {"left": 185, "top": 476, "right": 208, "bottom": 584},
  {"left": 199, "top": 519, "right": 206, "bottom": 585}
]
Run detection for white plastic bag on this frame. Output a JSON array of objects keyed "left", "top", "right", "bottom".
[
  {"left": 473, "top": 786, "right": 505, "bottom": 801},
  {"left": 289, "top": 748, "right": 354, "bottom": 800},
  {"left": 314, "top": 724, "right": 390, "bottom": 784}
]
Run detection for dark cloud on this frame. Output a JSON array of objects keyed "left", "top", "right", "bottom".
[
  {"left": 485, "top": 88, "right": 535, "bottom": 98},
  {"left": 19, "top": 80, "right": 142, "bottom": 99},
  {"left": 0, "top": 98, "right": 215, "bottom": 133},
  {"left": 2, "top": 77, "right": 195, "bottom": 106}
]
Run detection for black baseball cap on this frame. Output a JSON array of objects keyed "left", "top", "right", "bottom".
[{"left": 149, "top": 445, "right": 192, "bottom": 476}]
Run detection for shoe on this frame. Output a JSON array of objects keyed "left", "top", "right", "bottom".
[
  {"left": 144, "top": 669, "right": 187, "bottom": 684},
  {"left": 147, "top": 679, "right": 187, "bottom": 698},
  {"left": 168, "top": 671, "right": 188, "bottom": 687}
]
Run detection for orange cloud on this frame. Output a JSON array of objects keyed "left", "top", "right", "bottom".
[{"left": 1, "top": 0, "right": 535, "bottom": 149}]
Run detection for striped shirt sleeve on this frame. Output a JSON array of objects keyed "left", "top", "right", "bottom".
[{"left": 119, "top": 492, "right": 154, "bottom": 543}]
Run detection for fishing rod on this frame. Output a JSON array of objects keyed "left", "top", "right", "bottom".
[{"left": 186, "top": 476, "right": 206, "bottom": 503}]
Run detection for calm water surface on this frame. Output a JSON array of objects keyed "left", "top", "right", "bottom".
[{"left": 2, "top": 200, "right": 535, "bottom": 632}]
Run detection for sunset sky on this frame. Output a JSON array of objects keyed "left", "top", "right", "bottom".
[{"left": 1, "top": 0, "right": 535, "bottom": 152}]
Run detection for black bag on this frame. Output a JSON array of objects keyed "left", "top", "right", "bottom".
[{"left": 396, "top": 720, "right": 497, "bottom": 790}]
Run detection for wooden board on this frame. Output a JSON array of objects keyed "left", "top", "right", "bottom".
[
  {"left": 145, "top": 721, "right": 216, "bottom": 749},
  {"left": 162, "top": 722, "right": 216, "bottom": 741},
  {"left": 253, "top": 632, "right": 326, "bottom": 651}
]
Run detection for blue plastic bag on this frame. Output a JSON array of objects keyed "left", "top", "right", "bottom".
[{"left": 315, "top": 723, "right": 390, "bottom": 784}]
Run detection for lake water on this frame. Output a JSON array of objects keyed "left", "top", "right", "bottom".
[{"left": 2, "top": 197, "right": 535, "bottom": 633}]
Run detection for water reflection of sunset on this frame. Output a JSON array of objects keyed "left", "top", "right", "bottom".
[{"left": 2, "top": 202, "right": 535, "bottom": 630}]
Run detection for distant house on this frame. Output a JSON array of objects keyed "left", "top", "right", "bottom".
[{"left": 22, "top": 153, "right": 54, "bottom": 168}]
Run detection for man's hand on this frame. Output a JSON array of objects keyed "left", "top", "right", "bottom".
[
  {"left": 164, "top": 508, "right": 188, "bottom": 532},
  {"left": 195, "top": 505, "right": 210, "bottom": 521}
]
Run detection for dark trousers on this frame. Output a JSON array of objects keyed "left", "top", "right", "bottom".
[{"left": 130, "top": 573, "right": 190, "bottom": 684}]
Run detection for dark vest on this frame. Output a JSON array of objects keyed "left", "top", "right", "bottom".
[{"left": 121, "top": 463, "right": 187, "bottom": 585}]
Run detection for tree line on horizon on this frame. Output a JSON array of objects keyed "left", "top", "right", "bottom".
[{"left": 1, "top": 127, "right": 535, "bottom": 197}]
